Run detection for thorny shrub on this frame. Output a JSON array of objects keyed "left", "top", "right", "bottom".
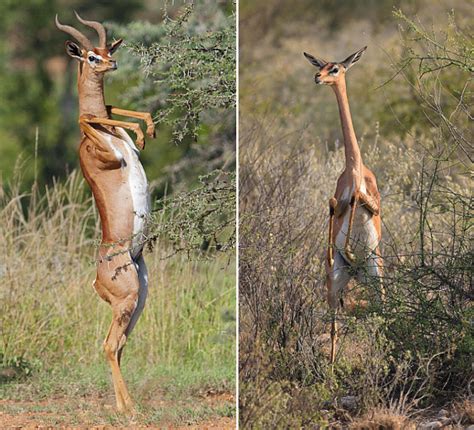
[{"left": 239, "top": 6, "right": 472, "bottom": 426}]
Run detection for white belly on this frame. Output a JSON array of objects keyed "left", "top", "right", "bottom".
[
  {"left": 115, "top": 128, "right": 151, "bottom": 258},
  {"left": 335, "top": 209, "right": 379, "bottom": 261},
  {"left": 335, "top": 181, "right": 379, "bottom": 262}
]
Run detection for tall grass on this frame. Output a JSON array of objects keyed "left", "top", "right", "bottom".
[
  {"left": 239, "top": 118, "right": 472, "bottom": 428},
  {"left": 0, "top": 169, "right": 235, "bottom": 393}
]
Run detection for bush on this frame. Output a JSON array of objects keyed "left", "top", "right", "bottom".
[{"left": 239, "top": 6, "right": 472, "bottom": 426}]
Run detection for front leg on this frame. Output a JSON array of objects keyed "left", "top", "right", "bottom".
[
  {"left": 82, "top": 116, "right": 146, "bottom": 150},
  {"left": 344, "top": 192, "right": 359, "bottom": 263},
  {"left": 327, "top": 197, "right": 337, "bottom": 267},
  {"left": 359, "top": 191, "right": 380, "bottom": 215},
  {"left": 107, "top": 106, "right": 155, "bottom": 138},
  {"left": 79, "top": 116, "right": 124, "bottom": 167}
]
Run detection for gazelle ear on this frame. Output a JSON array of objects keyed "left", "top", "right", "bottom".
[
  {"left": 341, "top": 46, "right": 367, "bottom": 70},
  {"left": 109, "top": 39, "right": 123, "bottom": 55},
  {"left": 303, "top": 52, "right": 327, "bottom": 68},
  {"left": 65, "top": 41, "right": 84, "bottom": 61}
]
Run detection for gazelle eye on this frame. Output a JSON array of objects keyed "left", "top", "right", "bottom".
[
  {"left": 330, "top": 67, "right": 339, "bottom": 74},
  {"left": 88, "top": 55, "right": 101, "bottom": 63}
]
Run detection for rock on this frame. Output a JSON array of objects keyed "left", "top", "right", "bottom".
[
  {"left": 465, "top": 425, "right": 474, "bottom": 430},
  {"left": 436, "top": 409, "right": 448, "bottom": 418},
  {"left": 340, "top": 395, "right": 357, "bottom": 410},
  {"left": 418, "top": 421, "right": 443, "bottom": 430},
  {"left": 0, "top": 367, "right": 20, "bottom": 382}
]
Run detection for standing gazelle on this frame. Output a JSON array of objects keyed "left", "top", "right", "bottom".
[
  {"left": 56, "top": 12, "right": 155, "bottom": 411},
  {"left": 304, "top": 47, "right": 384, "bottom": 363}
]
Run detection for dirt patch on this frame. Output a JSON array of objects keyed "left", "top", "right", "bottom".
[
  {"left": 173, "top": 417, "right": 235, "bottom": 429},
  {"left": 0, "top": 393, "right": 236, "bottom": 429},
  {"left": 200, "top": 389, "right": 235, "bottom": 404}
]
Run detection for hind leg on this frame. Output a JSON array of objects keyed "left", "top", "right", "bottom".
[
  {"left": 326, "top": 252, "right": 351, "bottom": 363},
  {"left": 94, "top": 250, "right": 139, "bottom": 412}
]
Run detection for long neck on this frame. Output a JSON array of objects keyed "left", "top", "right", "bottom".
[
  {"left": 77, "top": 64, "right": 108, "bottom": 118},
  {"left": 332, "top": 79, "right": 362, "bottom": 171}
]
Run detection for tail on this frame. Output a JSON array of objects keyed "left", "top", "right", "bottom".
[
  {"left": 117, "top": 253, "right": 148, "bottom": 365},
  {"left": 125, "top": 253, "right": 149, "bottom": 339}
]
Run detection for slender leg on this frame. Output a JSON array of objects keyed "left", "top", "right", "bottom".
[
  {"left": 326, "top": 252, "right": 351, "bottom": 364},
  {"left": 327, "top": 197, "right": 337, "bottom": 267},
  {"left": 79, "top": 119, "right": 124, "bottom": 166},
  {"left": 81, "top": 116, "right": 146, "bottom": 149},
  {"left": 103, "top": 303, "right": 137, "bottom": 412},
  {"left": 358, "top": 191, "right": 380, "bottom": 216},
  {"left": 107, "top": 106, "right": 155, "bottom": 138},
  {"left": 344, "top": 193, "right": 358, "bottom": 262},
  {"left": 94, "top": 250, "right": 140, "bottom": 413}
]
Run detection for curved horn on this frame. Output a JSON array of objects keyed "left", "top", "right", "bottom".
[
  {"left": 55, "top": 14, "right": 93, "bottom": 51},
  {"left": 74, "top": 11, "right": 107, "bottom": 48}
]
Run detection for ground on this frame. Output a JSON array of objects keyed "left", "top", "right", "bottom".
[
  {"left": 0, "top": 362, "right": 235, "bottom": 429},
  {"left": 0, "top": 391, "right": 235, "bottom": 429}
]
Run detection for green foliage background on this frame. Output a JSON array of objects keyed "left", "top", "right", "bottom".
[
  {"left": 0, "top": 1, "right": 236, "bottom": 425},
  {"left": 0, "top": 0, "right": 235, "bottom": 194}
]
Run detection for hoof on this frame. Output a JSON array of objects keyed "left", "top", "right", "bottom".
[
  {"left": 345, "top": 249, "right": 356, "bottom": 262},
  {"left": 136, "top": 138, "right": 145, "bottom": 150},
  {"left": 116, "top": 401, "right": 136, "bottom": 415},
  {"left": 146, "top": 125, "right": 156, "bottom": 138}
]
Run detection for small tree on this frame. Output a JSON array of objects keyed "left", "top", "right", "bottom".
[{"left": 109, "top": 2, "right": 236, "bottom": 185}]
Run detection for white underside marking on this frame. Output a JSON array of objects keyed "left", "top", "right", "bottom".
[
  {"left": 116, "top": 128, "right": 150, "bottom": 258},
  {"left": 98, "top": 128, "right": 150, "bottom": 258},
  {"left": 336, "top": 179, "right": 378, "bottom": 261},
  {"left": 97, "top": 131, "right": 125, "bottom": 162},
  {"left": 327, "top": 252, "right": 351, "bottom": 308},
  {"left": 357, "top": 252, "right": 382, "bottom": 283},
  {"left": 328, "top": 249, "right": 382, "bottom": 308},
  {"left": 340, "top": 185, "right": 351, "bottom": 204}
]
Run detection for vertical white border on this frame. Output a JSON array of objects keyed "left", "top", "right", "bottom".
[{"left": 235, "top": 0, "right": 240, "bottom": 428}]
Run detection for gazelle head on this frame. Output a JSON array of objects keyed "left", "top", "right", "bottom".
[
  {"left": 303, "top": 46, "right": 367, "bottom": 86},
  {"left": 55, "top": 12, "right": 123, "bottom": 74}
]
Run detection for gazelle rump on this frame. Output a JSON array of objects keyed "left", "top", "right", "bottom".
[
  {"left": 304, "top": 47, "right": 384, "bottom": 364},
  {"left": 56, "top": 12, "right": 155, "bottom": 412}
]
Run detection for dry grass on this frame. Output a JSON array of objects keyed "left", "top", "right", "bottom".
[
  {"left": 0, "top": 169, "right": 236, "bottom": 426},
  {"left": 452, "top": 398, "right": 474, "bottom": 426},
  {"left": 349, "top": 408, "right": 416, "bottom": 430},
  {"left": 239, "top": 0, "right": 472, "bottom": 428}
]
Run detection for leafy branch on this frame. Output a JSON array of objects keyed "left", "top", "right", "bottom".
[
  {"left": 147, "top": 170, "right": 236, "bottom": 258},
  {"left": 119, "top": 2, "right": 236, "bottom": 144}
]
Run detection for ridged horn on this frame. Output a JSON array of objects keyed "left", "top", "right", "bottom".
[
  {"left": 55, "top": 14, "right": 93, "bottom": 51},
  {"left": 74, "top": 11, "right": 107, "bottom": 48}
]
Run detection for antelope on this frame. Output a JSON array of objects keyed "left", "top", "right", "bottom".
[
  {"left": 304, "top": 47, "right": 384, "bottom": 363},
  {"left": 56, "top": 12, "right": 155, "bottom": 411}
]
